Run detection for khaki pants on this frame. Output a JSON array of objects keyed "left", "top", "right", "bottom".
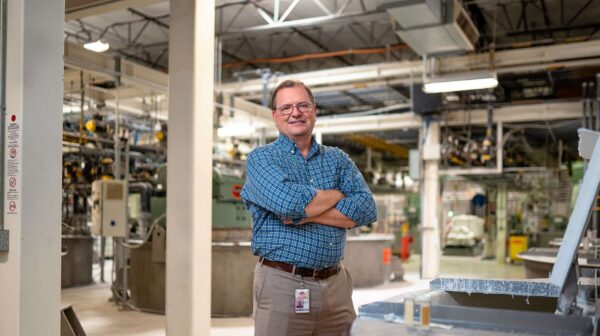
[{"left": 253, "top": 262, "right": 356, "bottom": 336}]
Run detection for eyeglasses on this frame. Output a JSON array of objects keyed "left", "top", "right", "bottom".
[{"left": 274, "top": 102, "right": 314, "bottom": 115}]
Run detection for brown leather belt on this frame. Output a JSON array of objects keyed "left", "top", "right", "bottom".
[{"left": 259, "top": 257, "right": 340, "bottom": 280}]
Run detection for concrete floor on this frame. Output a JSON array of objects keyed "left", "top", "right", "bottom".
[{"left": 60, "top": 254, "right": 525, "bottom": 336}]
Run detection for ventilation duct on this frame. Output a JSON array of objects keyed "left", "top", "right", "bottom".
[{"left": 379, "top": 0, "right": 479, "bottom": 55}]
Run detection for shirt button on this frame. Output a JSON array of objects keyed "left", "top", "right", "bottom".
[
  {"left": 291, "top": 150, "right": 295, "bottom": 154},
  {"left": 309, "top": 179, "right": 313, "bottom": 183},
  {"left": 330, "top": 243, "right": 333, "bottom": 246}
]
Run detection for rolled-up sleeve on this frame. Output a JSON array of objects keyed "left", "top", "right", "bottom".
[
  {"left": 241, "top": 150, "right": 317, "bottom": 221},
  {"left": 335, "top": 152, "right": 377, "bottom": 227}
]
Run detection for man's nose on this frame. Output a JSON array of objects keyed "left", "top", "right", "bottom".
[{"left": 290, "top": 105, "right": 302, "bottom": 116}]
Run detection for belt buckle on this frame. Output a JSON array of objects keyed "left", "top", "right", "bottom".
[{"left": 312, "top": 269, "right": 318, "bottom": 278}]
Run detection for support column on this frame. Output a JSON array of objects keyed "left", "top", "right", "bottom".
[
  {"left": 421, "top": 120, "right": 441, "bottom": 279},
  {"left": 496, "top": 183, "right": 508, "bottom": 263},
  {"left": 166, "top": 0, "right": 214, "bottom": 335},
  {"left": 0, "top": 0, "right": 63, "bottom": 334}
]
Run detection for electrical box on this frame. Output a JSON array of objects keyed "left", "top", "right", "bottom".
[
  {"left": 411, "top": 83, "right": 441, "bottom": 114},
  {"left": 91, "top": 180, "right": 127, "bottom": 237}
]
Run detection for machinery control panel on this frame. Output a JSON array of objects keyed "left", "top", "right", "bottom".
[{"left": 91, "top": 180, "right": 127, "bottom": 237}]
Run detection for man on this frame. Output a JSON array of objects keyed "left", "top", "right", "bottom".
[{"left": 241, "top": 79, "right": 377, "bottom": 336}]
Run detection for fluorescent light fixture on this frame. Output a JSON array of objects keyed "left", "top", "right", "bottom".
[
  {"left": 84, "top": 40, "right": 109, "bottom": 53},
  {"left": 423, "top": 72, "right": 498, "bottom": 93}
]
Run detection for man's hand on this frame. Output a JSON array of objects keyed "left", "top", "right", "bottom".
[{"left": 282, "top": 218, "right": 311, "bottom": 225}]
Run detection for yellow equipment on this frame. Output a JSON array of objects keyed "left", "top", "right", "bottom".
[
  {"left": 508, "top": 235, "right": 528, "bottom": 262},
  {"left": 85, "top": 119, "right": 96, "bottom": 132}
]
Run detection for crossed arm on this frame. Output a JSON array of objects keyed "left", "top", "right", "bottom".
[
  {"left": 284, "top": 189, "right": 357, "bottom": 229},
  {"left": 241, "top": 149, "right": 376, "bottom": 230}
]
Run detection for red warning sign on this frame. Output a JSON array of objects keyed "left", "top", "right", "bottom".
[
  {"left": 9, "top": 177, "right": 16, "bottom": 188},
  {"left": 9, "top": 147, "right": 16, "bottom": 159},
  {"left": 10, "top": 115, "right": 15, "bottom": 122},
  {"left": 8, "top": 201, "right": 16, "bottom": 212},
  {"left": 231, "top": 184, "right": 243, "bottom": 200}
]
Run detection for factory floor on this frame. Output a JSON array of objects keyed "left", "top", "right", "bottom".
[{"left": 61, "top": 254, "right": 525, "bottom": 336}]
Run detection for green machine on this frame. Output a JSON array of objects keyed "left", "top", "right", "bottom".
[
  {"left": 147, "top": 165, "right": 251, "bottom": 231},
  {"left": 127, "top": 164, "right": 253, "bottom": 314},
  {"left": 212, "top": 166, "right": 252, "bottom": 230}
]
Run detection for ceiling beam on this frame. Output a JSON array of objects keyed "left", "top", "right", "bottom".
[
  {"left": 217, "top": 11, "right": 389, "bottom": 39},
  {"left": 127, "top": 7, "right": 169, "bottom": 29},
  {"left": 505, "top": 22, "right": 600, "bottom": 37},
  {"left": 317, "top": 101, "right": 582, "bottom": 133},
  {"left": 65, "top": 0, "right": 167, "bottom": 21},
  {"left": 444, "top": 101, "right": 582, "bottom": 127},
  {"left": 104, "top": 97, "right": 168, "bottom": 118},
  {"left": 231, "top": 96, "right": 272, "bottom": 121},
  {"left": 244, "top": 1, "right": 352, "bottom": 66},
  {"left": 342, "top": 134, "right": 409, "bottom": 159},
  {"left": 64, "top": 42, "right": 168, "bottom": 93}
]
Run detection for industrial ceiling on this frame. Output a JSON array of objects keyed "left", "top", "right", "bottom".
[{"left": 62, "top": 0, "right": 600, "bottom": 166}]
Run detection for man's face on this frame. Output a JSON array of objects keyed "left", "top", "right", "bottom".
[{"left": 272, "top": 86, "right": 316, "bottom": 141}]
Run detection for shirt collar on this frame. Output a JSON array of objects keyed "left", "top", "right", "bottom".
[{"left": 276, "top": 133, "right": 321, "bottom": 158}]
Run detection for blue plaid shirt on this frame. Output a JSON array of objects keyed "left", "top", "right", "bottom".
[{"left": 241, "top": 134, "right": 377, "bottom": 269}]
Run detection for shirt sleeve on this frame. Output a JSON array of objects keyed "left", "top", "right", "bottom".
[
  {"left": 335, "top": 151, "right": 377, "bottom": 227},
  {"left": 241, "top": 149, "right": 317, "bottom": 222}
]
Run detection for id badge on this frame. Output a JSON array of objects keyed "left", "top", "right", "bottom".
[{"left": 295, "top": 288, "right": 310, "bottom": 313}]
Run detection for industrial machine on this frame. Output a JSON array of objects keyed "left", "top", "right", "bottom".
[
  {"left": 212, "top": 166, "right": 252, "bottom": 240},
  {"left": 443, "top": 214, "right": 484, "bottom": 255},
  {"left": 122, "top": 164, "right": 254, "bottom": 316},
  {"left": 93, "top": 159, "right": 399, "bottom": 315},
  {"left": 351, "top": 129, "right": 600, "bottom": 335},
  {"left": 61, "top": 157, "right": 94, "bottom": 288},
  {"left": 210, "top": 165, "right": 256, "bottom": 316}
]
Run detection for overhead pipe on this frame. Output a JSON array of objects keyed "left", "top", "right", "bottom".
[
  {"left": 222, "top": 44, "right": 407, "bottom": 69},
  {"left": 113, "top": 56, "right": 122, "bottom": 180}
]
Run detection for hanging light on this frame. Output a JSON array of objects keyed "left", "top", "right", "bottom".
[
  {"left": 423, "top": 71, "right": 498, "bottom": 93},
  {"left": 84, "top": 40, "right": 110, "bottom": 53}
]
